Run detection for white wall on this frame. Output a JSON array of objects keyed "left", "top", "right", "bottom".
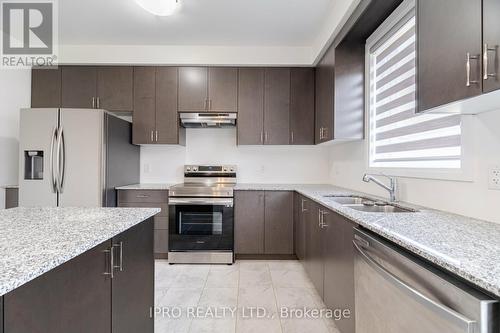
[
  {"left": 0, "top": 69, "right": 31, "bottom": 208},
  {"left": 327, "top": 111, "right": 500, "bottom": 224},
  {"left": 140, "top": 128, "right": 330, "bottom": 184}
]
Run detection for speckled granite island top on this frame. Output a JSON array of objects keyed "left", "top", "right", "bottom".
[
  {"left": 235, "top": 183, "right": 500, "bottom": 298},
  {"left": 0, "top": 207, "right": 160, "bottom": 296}
]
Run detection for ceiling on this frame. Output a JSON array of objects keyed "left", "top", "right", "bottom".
[{"left": 59, "top": 0, "right": 336, "bottom": 47}]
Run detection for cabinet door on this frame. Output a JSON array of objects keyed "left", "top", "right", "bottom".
[
  {"left": 306, "top": 204, "right": 324, "bottom": 298},
  {"left": 4, "top": 241, "right": 112, "bottom": 333},
  {"left": 112, "top": 219, "right": 154, "bottom": 333},
  {"left": 483, "top": 0, "right": 500, "bottom": 93},
  {"left": 295, "top": 195, "right": 308, "bottom": 261},
  {"left": 417, "top": 0, "right": 482, "bottom": 112},
  {"left": 315, "top": 46, "right": 335, "bottom": 143},
  {"left": 154, "top": 229, "right": 169, "bottom": 256},
  {"left": 234, "top": 191, "right": 265, "bottom": 254},
  {"left": 290, "top": 68, "right": 315, "bottom": 145},
  {"left": 156, "top": 67, "right": 182, "bottom": 144},
  {"left": 237, "top": 68, "right": 265, "bottom": 145},
  {"left": 323, "top": 211, "right": 355, "bottom": 333},
  {"left": 61, "top": 66, "right": 97, "bottom": 108},
  {"left": 178, "top": 67, "right": 208, "bottom": 111},
  {"left": 264, "top": 191, "right": 294, "bottom": 254},
  {"left": 208, "top": 67, "right": 238, "bottom": 112},
  {"left": 97, "top": 67, "right": 133, "bottom": 111},
  {"left": 264, "top": 68, "right": 290, "bottom": 145},
  {"left": 133, "top": 67, "right": 156, "bottom": 144},
  {"left": 31, "top": 67, "right": 61, "bottom": 108}
]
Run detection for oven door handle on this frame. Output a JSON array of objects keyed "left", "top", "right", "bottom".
[{"left": 168, "top": 197, "right": 234, "bottom": 207}]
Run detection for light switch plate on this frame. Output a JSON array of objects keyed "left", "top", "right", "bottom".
[{"left": 488, "top": 165, "right": 500, "bottom": 190}]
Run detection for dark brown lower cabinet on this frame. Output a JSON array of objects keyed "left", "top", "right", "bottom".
[
  {"left": 234, "top": 191, "right": 265, "bottom": 254},
  {"left": 4, "top": 240, "right": 112, "bottom": 333},
  {"left": 3, "top": 219, "right": 154, "bottom": 333},
  {"left": 323, "top": 211, "right": 355, "bottom": 333},
  {"left": 305, "top": 203, "right": 324, "bottom": 298},
  {"left": 294, "top": 194, "right": 309, "bottom": 261},
  {"left": 264, "top": 191, "right": 294, "bottom": 254},
  {"left": 111, "top": 220, "right": 154, "bottom": 333},
  {"left": 5, "top": 188, "right": 19, "bottom": 209}
]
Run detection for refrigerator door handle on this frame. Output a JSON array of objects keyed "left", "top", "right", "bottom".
[
  {"left": 50, "top": 126, "right": 58, "bottom": 193},
  {"left": 56, "top": 126, "right": 66, "bottom": 193}
]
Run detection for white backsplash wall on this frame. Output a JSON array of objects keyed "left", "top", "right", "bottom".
[
  {"left": 327, "top": 111, "right": 500, "bottom": 224},
  {"left": 0, "top": 69, "right": 31, "bottom": 209},
  {"left": 140, "top": 128, "right": 330, "bottom": 184}
]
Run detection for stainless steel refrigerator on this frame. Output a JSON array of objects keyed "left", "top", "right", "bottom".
[{"left": 19, "top": 108, "right": 139, "bottom": 207}]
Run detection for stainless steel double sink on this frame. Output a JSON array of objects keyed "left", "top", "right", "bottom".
[{"left": 324, "top": 195, "right": 417, "bottom": 213}]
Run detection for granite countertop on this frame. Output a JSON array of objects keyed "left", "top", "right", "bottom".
[
  {"left": 115, "top": 183, "right": 176, "bottom": 190},
  {"left": 0, "top": 207, "right": 160, "bottom": 296},
  {"left": 235, "top": 183, "right": 500, "bottom": 298},
  {"left": 1, "top": 185, "right": 19, "bottom": 189}
]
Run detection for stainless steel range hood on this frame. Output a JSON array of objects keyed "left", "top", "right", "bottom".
[{"left": 179, "top": 113, "right": 237, "bottom": 128}]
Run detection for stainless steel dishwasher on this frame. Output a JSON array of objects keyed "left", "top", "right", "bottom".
[{"left": 353, "top": 228, "right": 499, "bottom": 333}]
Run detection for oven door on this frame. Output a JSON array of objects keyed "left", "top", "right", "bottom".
[{"left": 168, "top": 197, "right": 234, "bottom": 251}]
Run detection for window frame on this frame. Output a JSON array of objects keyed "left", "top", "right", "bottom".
[{"left": 364, "top": 0, "right": 474, "bottom": 182}]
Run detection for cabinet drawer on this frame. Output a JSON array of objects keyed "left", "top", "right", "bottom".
[
  {"left": 118, "top": 202, "right": 168, "bottom": 217},
  {"left": 154, "top": 229, "right": 169, "bottom": 254},
  {"left": 154, "top": 216, "right": 169, "bottom": 230},
  {"left": 117, "top": 190, "right": 168, "bottom": 203}
]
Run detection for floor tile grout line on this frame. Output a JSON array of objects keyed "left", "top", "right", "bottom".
[
  {"left": 268, "top": 261, "right": 285, "bottom": 333},
  {"left": 187, "top": 264, "right": 211, "bottom": 333}
]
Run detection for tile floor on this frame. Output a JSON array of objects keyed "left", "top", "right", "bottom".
[{"left": 154, "top": 260, "right": 341, "bottom": 333}]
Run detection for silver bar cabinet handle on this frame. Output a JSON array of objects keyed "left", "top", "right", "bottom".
[
  {"left": 260, "top": 131, "right": 264, "bottom": 144},
  {"left": 483, "top": 44, "right": 497, "bottom": 80},
  {"left": 96, "top": 97, "right": 100, "bottom": 109},
  {"left": 155, "top": 130, "right": 158, "bottom": 142},
  {"left": 103, "top": 246, "right": 114, "bottom": 278},
  {"left": 150, "top": 130, "right": 154, "bottom": 143},
  {"left": 92, "top": 97, "right": 96, "bottom": 109},
  {"left": 301, "top": 199, "right": 308, "bottom": 212},
  {"left": 113, "top": 241, "right": 124, "bottom": 272},
  {"left": 265, "top": 132, "right": 269, "bottom": 143},
  {"left": 466, "top": 52, "right": 479, "bottom": 87}
]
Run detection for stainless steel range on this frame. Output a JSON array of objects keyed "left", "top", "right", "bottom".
[{"left": 168, "top": 165, "right": 236, "bottom": 264}]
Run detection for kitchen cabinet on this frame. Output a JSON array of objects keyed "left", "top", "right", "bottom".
[
  {"left": 234, "top": 190, "right": 294, "bottom": 255},
  {"left": 31, "top": 67, "right": 61, "bottom": 108},
  {"left": 234, "top": 191, "right": 265, "bottom": 254},
  {"left": 417, "top": 0, "right": 482, "bottom": 112},
  {"left": 133, "top": 67, "right": 184, "bottom": 145},
  {"left": 305, "top": 203, "right": 324, "bottom": 298},
  {"left": 118, "top": 189, "right": 169, "bottom": 258},
  {"left": 294, "top": 194, "right": 309, "bottom": 261},
  {"left": 111, "top": 220, "right": 154, "bottom": 333},
  {"left": 264, "top": 68, "right": 291, "bottom": 145},
  {"left": 61, "top": 66, "right": 133, "bottom": 111},
  {"left": 5, "top": 187, "right": 19, "bottom": 209},
  {"left": 237, "top": 68, "right": 265, "bottom": 145},
  {"left": 97, "top": 67, "right": 134, "bottom": 112},
  {"left": 315, "top": 45, "right": 335, "bottom": 143},
  {"left": 264, "top": 191, "right": 294, "bottom": 254},
  {"left": 62, "top": 66, "right": 97, "bottom": 109},
  {"left": 290, "top": 68, "right": 315, "bottom": 145},
  {"left": 3, "top": 218, "right": 154, "bottom": 333},
  {"left": 4, "top": 240, "right": 113, "bottom": 333},
  {"left": 482, "top": 0, "right": 500, "bottom": 93},
  {"left": 323, "top": 210, "right": 355, "bottom": 333},
  {"left": 178, "top": 67, "right": 238, "bottom": 112}
]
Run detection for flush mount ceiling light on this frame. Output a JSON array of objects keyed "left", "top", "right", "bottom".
[{"left": 135, "top": 0, "right": 180, "bottom": 16}]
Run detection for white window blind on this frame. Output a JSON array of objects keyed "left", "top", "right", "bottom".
[{"left": 368, "top": 9, "right": 462, "bottom": 169}]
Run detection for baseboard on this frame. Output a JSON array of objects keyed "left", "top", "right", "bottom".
[
  {"left": 235, "top": 254, "right": 297, "bottom": 260},
  {"left": 155, "top": 253, "right": 168, "bottom": 259}
]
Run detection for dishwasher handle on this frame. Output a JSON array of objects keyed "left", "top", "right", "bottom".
[{"left": 353, "top": 239, "right": 477, "bottom": 333}]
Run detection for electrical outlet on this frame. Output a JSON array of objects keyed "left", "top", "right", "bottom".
[{"left": 488, "top": 165, "right": 500, "bottom": 190}]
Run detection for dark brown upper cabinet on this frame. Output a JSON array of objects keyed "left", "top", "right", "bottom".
[
  {"left": 237, "top": 68, "right": 265, "bottom": 145},
  {"left": 61, "top": 66, "right": 133, "bottom": 111},
  {"left": 417, "top": 0, "right": 482, "bottom": 112},
  {"left": 62, "top": 66, "right": 97, "bottom": 109},
  {"left": 290, "top": 68, "right": 315, "bottom": 145},
  {"left": 133, "top": 67, "right": 185, "bottom": 145},
  {"left": 97, "top": 67, "right": 133, "bottom": 112},
  {"left": 482, "top": 0, "right": 500, "bottom": 93},
  {"left": 264, "top": 68, "right": 291, "bottom": 145},
  {"left": 178, "top": 67, "right": 238, "bottom": 112},
  {"left": 31, "top": 67, "right": 61, "bottom": 108},
  {"left": 315, "top": 46, "right": 335, "bottom": 143},
  {"left": 208, "top": 67, "right": 238, "bottom": 112}
]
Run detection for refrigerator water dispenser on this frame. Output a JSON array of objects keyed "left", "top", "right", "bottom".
[{"left": 24, "top": 151, "right": 44, "bottom": 180}]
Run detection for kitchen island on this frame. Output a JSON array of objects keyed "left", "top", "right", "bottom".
[{"left": 0, "top": 207, "right": 159, "bottom": 333}]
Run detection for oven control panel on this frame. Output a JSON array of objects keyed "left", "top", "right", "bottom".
[{"left": 184, "top": 165, "right": 237, "bottom": 174}]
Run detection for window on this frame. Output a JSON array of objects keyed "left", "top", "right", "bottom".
[{"left": 367, "top": 1, "right": 462, "bottom": 169}]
